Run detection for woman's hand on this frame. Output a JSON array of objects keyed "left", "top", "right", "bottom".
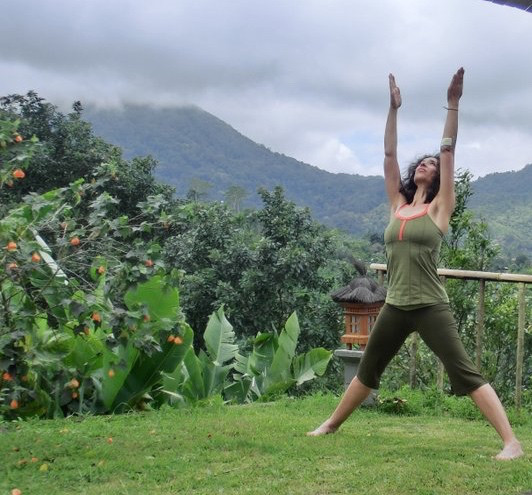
[
  {"left": 447, "top": 67, "right": 464, "bottom": 107},
  {"left": 389, "top": 74, "right": 402, "bottom": 110}
]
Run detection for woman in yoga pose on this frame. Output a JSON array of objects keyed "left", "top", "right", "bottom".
[{"left": 308, "top": 68, "right": 523, "bottom": 461}]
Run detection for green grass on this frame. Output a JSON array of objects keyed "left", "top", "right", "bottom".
[{"left": 1, "top": 394, "right": 531, "bottom": 495}]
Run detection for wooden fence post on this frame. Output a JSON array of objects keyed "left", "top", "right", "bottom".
[
  {"left": 515, "top": 283, "right": 526, "bottom": 410},
  {"left": 475, "top": 279, "right": 486, "bottom": 371}
]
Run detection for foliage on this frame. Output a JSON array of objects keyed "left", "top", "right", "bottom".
[
  {"left": 0, "top": 92, "right": 174, "bottom": 217},
  {"left": 84, "top": 104, "right": 532, "bottom": 260},
  {"left": 225, "top": 312, "right": 332, "bottom": 403}
]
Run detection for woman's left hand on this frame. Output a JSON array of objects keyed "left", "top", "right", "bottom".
[{"left": 447, "top": 67, "right": 464, "bottom": 106}]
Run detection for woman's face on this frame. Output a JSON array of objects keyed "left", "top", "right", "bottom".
[{"left": 414, "top": 156, "right": 438, "bottom": 184}]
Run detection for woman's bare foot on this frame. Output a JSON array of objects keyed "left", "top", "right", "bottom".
[
  {"left": 495, "top": 439, "right": 523, "bottom": 460},
  {"left": 306, "top": 420, "right": 338, "bottom": 436}
]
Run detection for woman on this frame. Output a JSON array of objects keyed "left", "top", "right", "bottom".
[{"left": 308, "top": 68, "right": 523, "bottom": 461}]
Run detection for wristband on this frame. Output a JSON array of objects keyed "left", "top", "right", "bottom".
[{"left": 441, "top": 137, "right": 453, "bottom": 150}]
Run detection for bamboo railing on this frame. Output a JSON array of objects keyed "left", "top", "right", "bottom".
[{"left": 369, "top": 263, "right": 531, "bottom": 409}]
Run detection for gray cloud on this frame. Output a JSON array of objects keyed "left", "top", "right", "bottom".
[{"left": 1, "top": 0, "right": 532, "bottom": 177}]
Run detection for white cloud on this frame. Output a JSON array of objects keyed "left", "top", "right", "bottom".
[{"left": 1, "top": 0, "right": 532, "bottom": 177}]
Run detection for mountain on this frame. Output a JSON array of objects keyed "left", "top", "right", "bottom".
[
  {"left": 83, "top": 104, "right": 388, "bottom": 236},
  {"left": 470, "top": 164, "right": 532, "bottom": 257},
  {"left": 83, "top": 104, "right": 531, "bottom": 255}
]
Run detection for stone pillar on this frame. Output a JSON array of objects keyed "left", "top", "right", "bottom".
[{"left": 334, "top": 349, "right": 378, "bottom": 405}]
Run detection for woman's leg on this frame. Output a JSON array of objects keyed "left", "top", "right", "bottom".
[
  {"left": 470, "top": 384, "right": 523, "bottom": 460},
  {"left": 307, "top": 304, "right": 410, "bottom": 436},
  {"left": 418, "top": 304, "right": 523, "bottom": 460},
  {"left": 307, "top": 377, "right": 372, "bottom": 435}
]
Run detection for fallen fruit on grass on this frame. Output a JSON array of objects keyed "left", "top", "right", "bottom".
[
  {"left": 173, "top": 336, "right": 183, "bottom": 345},
  {"left": 107, "top": 437, "right": 113, "bottom": 444},
  {"left": 31, "top": 252, "right": 41, "bottom": 262},
  {"left": 7, "top": 241, "right": 17, "bottom": 251},
  {"left": 70, "top": 236, "right": 80, "bottom": 246},
  {"left": 31, "top": 457, "right": 39, "bottom": 462},
  {"left": 12, "top": 169, "right": 25, "bottom": 179},
  {"left": 10, "top": 399, "right": 19, "bottom": 409},
  {"left": 39, "top": 463, "right": 48, "bottom": 472},
  {"left": 11, "top": 488, "right": 22, "bottom": 495},
  {"left": 144, "top": 259, "right": 154, "bottom": 267}
]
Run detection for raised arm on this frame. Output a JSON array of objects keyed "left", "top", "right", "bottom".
[
  {"left": 384, "top": 74, "right": 405, "bottom": 209},
  {"left": 436, "top": 67, "right": 464, "bottom": 216}
]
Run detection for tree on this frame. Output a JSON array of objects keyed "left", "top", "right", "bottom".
[
  {"left": 224, "top": 185, "right": 248, "bottom": 212},
  {"left": 0, "top": 92, "right": 174, "bottom": 217}
]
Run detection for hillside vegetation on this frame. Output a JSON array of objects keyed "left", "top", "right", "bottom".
[{"left": 84, "top": 105, "right": 532, "bottom": 257}]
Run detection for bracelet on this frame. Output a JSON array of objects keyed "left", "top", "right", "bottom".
[
  {"left": 441, "top": 137, "right": 453, "bottom": 148},
  {"left": 444, "top": 106, "right": 458, "bottom": 111}
]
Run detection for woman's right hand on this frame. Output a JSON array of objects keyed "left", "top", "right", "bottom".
[{"left": 389, "top": 74, "right": 402, "bottom": 110}]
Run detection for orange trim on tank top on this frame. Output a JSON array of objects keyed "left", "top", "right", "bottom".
[{"left": 395, "top": 203, "right": 431, "bottom": 241}]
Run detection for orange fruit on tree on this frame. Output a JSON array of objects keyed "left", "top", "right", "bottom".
[
  {"left": 10, "top": 399, "right": 19, "bottom": 409},
  {"left": 12, "top": 169, "right": 25, "bottom": 179},
  {"left": 2, "top": 372, "right": 13, "bottom": 381},
  {"left": 31, "top": 252, "right": 41, "bottom": 263},
  {"left": 143, "top": 314, "right": 150, "bottom": 323},
  {"left": 71, "top": 392, "right": 78, "bottom": 399},
  {"left": 14, "top": 134, "right": 23, "bottom": 143},
  {"left": 97, "top": 265, "right": 106, "bottom": 274},
  {"left": 167, "top": 335, "right": 175, "bottom": 343},
  {"left": 108, "top": 369, "right": 115, "bottom": 378},
  {"left": 173, "top": 336, "right": 184, "bottom": 345},
  {"left": 68, "top": 378, "right": 80, "bottom": 389},
  {"left": 7, "top": 241, "right": 17, "bottom": 251},
  {"left": 70, "top": 236, "right": 80, "bottom": 246},
  {"left": 144, "top": 259, "right": 154, "bottom": 267},
  {"left": 91, "top": 312, "right": 101, "bottom": 323}
]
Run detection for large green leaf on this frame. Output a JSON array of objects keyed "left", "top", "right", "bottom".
[
  {"left": 292, "top": 348, "right": 333, "bottom": 386},
  {"left": 204, "top": 306, "right": 238, "bottom": 366},
  {"left": 101, "top": 342, "right": 139, "bottom": 410},
  {"left": 124, "top": 275, "right": 180, "bottom": 320},
  {"left": 268, "top": 312, "right": 299, "bottom": 383},
  {"left": 224, "top": 376, "right": 253, "bottom": 403},
  {"left": 110, "top": 323, "right": 193, "bottom": 411},
  {"left": 180, "top": 346, "right": 206, "bottom": 401}
]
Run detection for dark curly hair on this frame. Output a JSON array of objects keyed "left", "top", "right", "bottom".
[{"left": 399, "top": 153, "right": 440, "bottom": 204}]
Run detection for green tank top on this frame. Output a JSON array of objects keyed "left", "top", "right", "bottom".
[{"left": 383, "top": 203, "right": 449, "bottom": 308}]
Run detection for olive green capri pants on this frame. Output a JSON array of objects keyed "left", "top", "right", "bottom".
[{"left": 357, "top": 303, "right": 486, "bottom": 396}]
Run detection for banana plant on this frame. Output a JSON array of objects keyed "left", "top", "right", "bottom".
[
  {"left": 163, "top": 306, "right": 238, "bottom": 403},
  {"left": 100, "top": 274, "right": 191, "bottom": 412},
  {"left": 224, "top": 312, "right": 332, "bottom": 403}
]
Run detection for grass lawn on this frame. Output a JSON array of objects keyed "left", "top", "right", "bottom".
[{"left": 1, "top": 394, "right": 531, "bottom": 495}]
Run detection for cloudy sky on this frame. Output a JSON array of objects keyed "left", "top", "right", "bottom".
[{"left": 2, "top": 0, "right": 532, "bottom": 178}]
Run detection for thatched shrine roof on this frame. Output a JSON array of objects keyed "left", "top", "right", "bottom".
[{"left": 331, "top": 276, "right": 386, "bottom": 304}]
